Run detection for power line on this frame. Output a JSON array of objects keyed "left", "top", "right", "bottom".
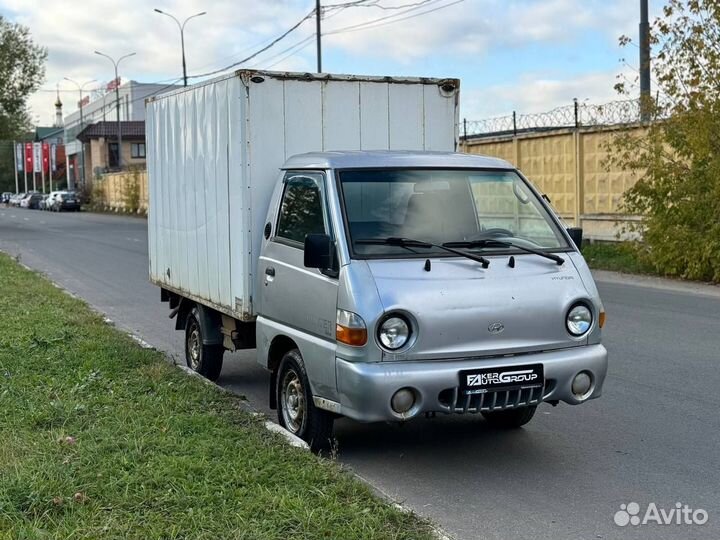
[
  {"left": 187, "top": 10, "right": 317, "bottom": 80},
  {"left": 324, "top": 0, "right": 437, "bottom": 11},
  {"left": 247, "top": 35, "right": 315, "bottom": 68},
  {"left": 38, "top": 0, "right": 462, "bottom": 112},
  {"left": 325, "top": 0, "right": 462, "bottom": 35},
  {"left": 214, "top": 0, "right": 461, "bottom": 75},
  {"left": 263, "top": 37, "right": 317, "bottom": 69}
]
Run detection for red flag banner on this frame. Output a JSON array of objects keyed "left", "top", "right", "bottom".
[
  {"left": 25, "top": 142, "right": 33, "bottom": 173},
  {"left": 33, "top": 143, "right": 42, "bottom": 173},
  {"left": 106, "top": 77, "right": 120, "bottom": 91},
  {"left": 42, "top": 143, "right": 50, "bottom": 173}
]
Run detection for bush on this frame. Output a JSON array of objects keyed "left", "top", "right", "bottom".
[
  {"left": 609, "top": 0, "right": 720, "bottom": 283},
  {"left": 121, "top": 167, "right": 141, "bottom": 214}
]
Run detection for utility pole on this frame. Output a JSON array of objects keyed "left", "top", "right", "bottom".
[
  {"left": 155, "top": 9, "right": 207, "bottom": 87},
  {"left": 639, "top": 0, "right": 651, "bottom": 121},
  {"left": 95, "top": 51, "right": 136, "bottom": 169},
  {"left": 316, "top": 0, "right": 322, "bottom": 73},
  {"left": 64, "top": 77, "right": 96, "bottom": 188}
]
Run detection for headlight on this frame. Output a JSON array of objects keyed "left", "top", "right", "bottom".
[
  {"left": 378, "top": 315, "right": 411, "bottom": 350},
  {"left": 567, "top": 304, "right": 593, "bottom": 336}
]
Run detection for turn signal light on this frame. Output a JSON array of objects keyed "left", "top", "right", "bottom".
[
  {"left": 599, "top": 310, "right": 606, "bottom": 328},
  {"left": 336, "top": 309, "right": 367, "bottom": 346}
]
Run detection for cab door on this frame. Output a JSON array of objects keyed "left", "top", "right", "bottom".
[{"left": 258, "top": 171, "right": 339, "bottom": 400}]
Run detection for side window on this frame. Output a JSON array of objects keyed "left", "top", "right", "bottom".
[{"left": 276, "top": 173, "right": 327, "bottom": 245}]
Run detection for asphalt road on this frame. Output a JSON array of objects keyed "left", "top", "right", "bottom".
[{"left": 2, "top": 208, "right": 719, "bottom": 540}]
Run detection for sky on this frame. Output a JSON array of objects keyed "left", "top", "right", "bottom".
[{"left": 1, "top": 0, "right": 661, "bottom": 127}]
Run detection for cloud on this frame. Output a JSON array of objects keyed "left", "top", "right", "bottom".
[
  {"left": 461, "top": 64, "right": 639, "bottom": 120},
  {"left": 3, "top": 0, "right": 644, "bottom": 125},
  {"left": 322, "top": 0, "right": 637, "bottom": 62}
]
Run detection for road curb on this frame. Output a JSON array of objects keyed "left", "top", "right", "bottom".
[
  {"left": 351, "top": 470, "right": 454, "bottom": 540},
  {"left": 11, "top": 258, "right": 312, "bottom": 455}
]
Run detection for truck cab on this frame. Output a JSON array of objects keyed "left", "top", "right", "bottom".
[{"left": 248, "top": 150, "right": 607, "bottom": 449}]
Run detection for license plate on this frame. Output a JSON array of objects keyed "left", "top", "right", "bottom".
[{"left": 459, "top": 364, "right": 544, "bottom": 394}]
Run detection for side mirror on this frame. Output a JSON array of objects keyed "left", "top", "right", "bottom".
[
  {"left": 567, "top": 227, "right": 583, "bottom": 249},
  {"left": 304, "top": 234, "right": 333, "bottom": 269}
]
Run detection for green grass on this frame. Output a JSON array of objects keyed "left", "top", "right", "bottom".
[
  {"left": 0, "top": 254, "right": 433, "bottom": 540},
  {"left": 581, "top": 242, "right": 656, "bottom": 275}
]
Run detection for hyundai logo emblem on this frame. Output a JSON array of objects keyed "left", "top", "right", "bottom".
[{"left": 488, "top": 322, "right": 505, "bottom": 334}]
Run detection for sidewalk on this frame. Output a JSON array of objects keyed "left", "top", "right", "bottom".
[{"left": 592, "top": 269, "right": 720, "bottom": 299}]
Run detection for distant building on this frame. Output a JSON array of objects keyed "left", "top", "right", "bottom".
[
  {"left": 63, "top": 80, "right": 180, "bottom": 186},
  {"left": 32, "top": 93, "right": 66, "bottom": 186},
  {"left": 77, "top": 121, "right": 146, "bottom": 178}
]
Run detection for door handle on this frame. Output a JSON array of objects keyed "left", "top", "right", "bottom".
[{"left": 265, "top": 267, "right": 275, "bottom": 277}]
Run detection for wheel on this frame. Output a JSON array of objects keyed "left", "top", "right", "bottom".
[
  {"left": 184, "top": 308, "right": 224, "bottom": 381},
  {"left": 276, "top": 349, "right": 334, "bottom": 452},
  {"left": 482, "top": 405, "right": 537, "bottom": 428}
]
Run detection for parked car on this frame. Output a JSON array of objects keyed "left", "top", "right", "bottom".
[
  {"left": 19, "top": 193, "right": 35, "bottom": 208},
  {"left": 147, "top": 71, "right": 608, "bottom": 451},
  {"left": 55, "top": 191, "right": 81, "bottom": 212},
  {"left": 27, "top": 193, "right": 45, "bottom": 209},
  {"left": 44, "top": 191, "right": 61, "bottom": 211},
  {"left": 1, "top": 192, "right": 13, "bottom": 204},
  {"left": 9, "top": 193, "right": 24, "bottom": 207}
]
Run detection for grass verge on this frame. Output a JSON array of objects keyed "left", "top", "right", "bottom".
[
  {"left": 0, "top": 254, "right": 433, "bottom": 540},
  {"left": 581, "top": 242, "right": 656, "bottom": 275}
]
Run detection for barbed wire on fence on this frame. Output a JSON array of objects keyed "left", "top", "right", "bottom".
[{"left": 463, "top": 98, "right": 646, "bottom": 137}]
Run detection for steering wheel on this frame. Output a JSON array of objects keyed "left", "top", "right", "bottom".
[{"left": 476, "top": 227, "right": 514, "bottom": 238}]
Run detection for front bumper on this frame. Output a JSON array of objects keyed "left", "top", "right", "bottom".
[{"left": 334, "top": 344, "right": 608, "bottom": 422}]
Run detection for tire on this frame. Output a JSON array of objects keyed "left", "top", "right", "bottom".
[
  {"left": 184, "top": 308, "right": 224, "bottom": 381},
  {"left": 482, "top": 405, "right": 537, "bottom": 428},
  {"left": 276, "top": 349, "right": 334, "bottom": 452}
]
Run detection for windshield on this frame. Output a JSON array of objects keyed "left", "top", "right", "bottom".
[{"left": 339, "top": 169, "right": 569, "bottom": 258}]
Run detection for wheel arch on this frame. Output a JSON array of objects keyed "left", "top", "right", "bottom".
[
  {"left": 177, "top": 300, "right": 223, "bottom": 346},
  {"left": 267, "top": 335, "right": 298, "bottom": 410}
]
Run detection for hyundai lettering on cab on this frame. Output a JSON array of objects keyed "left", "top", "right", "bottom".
[{"left": 147, "top": 70, "right": 608, "bottom": 451}]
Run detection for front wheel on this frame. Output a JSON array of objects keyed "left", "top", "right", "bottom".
[
  {"left": 276, "top": 349, "right": 334, "bottom": 452},
  {"left": 184, "top": 308, "right": 224, "bottom": 381},
  {"left": 482, "top": 405, "right": 537, "bottom": 428}
]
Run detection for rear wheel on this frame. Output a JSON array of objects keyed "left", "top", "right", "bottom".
[
  {"left": 276, "top": 349, "right": 334, "bottom": 452},
  {"left": 184, "top": 308, "right": 224, "bottom": 381},
  {"left": 482, "top": 405, "right": 537, "bottom": 428}
]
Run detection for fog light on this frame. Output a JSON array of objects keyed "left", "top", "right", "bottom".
[
  {"left": 571, "top": 371, "right": 592, "bottom": 399},
  {"left": 391, "top": 388, "right": 416, "bottom": 414}
]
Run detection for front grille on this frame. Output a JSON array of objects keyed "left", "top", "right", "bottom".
[{"left": 438, "top": 385, "right": 544, "bottom": 414}]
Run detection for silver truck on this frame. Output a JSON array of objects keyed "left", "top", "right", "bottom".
[{"left": 147, "top": 71, "right": 607, "bottom": 450}]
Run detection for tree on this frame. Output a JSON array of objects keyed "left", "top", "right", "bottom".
[
  {"left": 610, "top": 0, "right": 720, "bottom": 282},
  {"left": 0, "top": 16, "right": 47, "bottom": 191}
]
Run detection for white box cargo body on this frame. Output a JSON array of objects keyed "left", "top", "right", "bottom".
[{"left": 146, "top": 70, "right": 459, "bottom": 321}]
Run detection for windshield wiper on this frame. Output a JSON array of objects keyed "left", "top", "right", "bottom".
[
  {"left": 442, "top": 239, "right": 564, "bottom": 266},
  {"left": 355, "top": 237, "right": 490, "bottom": 268}
]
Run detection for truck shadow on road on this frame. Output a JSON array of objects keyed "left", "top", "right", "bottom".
[{"left": 332, "top": 413, "right": 569, "bottom": 473}]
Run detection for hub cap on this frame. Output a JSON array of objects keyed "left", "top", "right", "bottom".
[
  {"left": 187, "top": 324, "right": 201, "bottom": 370},
  {"left": 281, "top": 369, "right": 305, "bottom": 434}
]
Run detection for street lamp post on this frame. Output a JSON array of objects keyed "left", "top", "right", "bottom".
[
  {"left": 154, "top": 8, "right": 206, "bottom": 86},
  {"left": 94, "top": 51, "right": 135, "bottom": 169},
  {"left": 64, "top": 77, "right": 96, "bottom": 188}
]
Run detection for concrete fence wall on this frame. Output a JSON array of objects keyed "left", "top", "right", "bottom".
[
  {"left": 93, "top": 125, "right": 643, "bottom": 236},
  {"left": 94, "top": 169, "right": 149, "bottom": 213},
  {"left": 460, "top": 124, "right": 644, "bottom": 240}
]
